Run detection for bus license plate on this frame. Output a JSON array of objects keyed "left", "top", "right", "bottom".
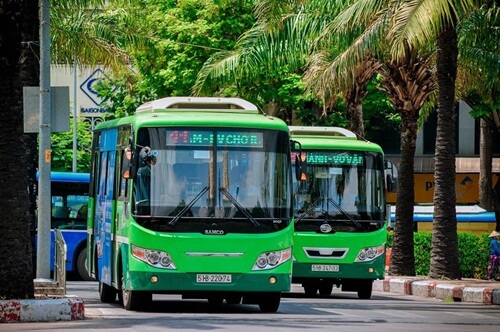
[
  {"left": 312, "top": 264, "right": 339, "bottom": 272},
  {"left": 196, "top": 274, "right": 232, "bottom": 283}
]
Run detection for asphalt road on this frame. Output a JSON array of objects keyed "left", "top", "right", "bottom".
[{"left": 2, "top": 281, "right": 500, "bottom": 332}]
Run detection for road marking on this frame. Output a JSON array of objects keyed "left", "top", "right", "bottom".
[{"left": 373, "top": 310, "right": 425, "bottom": 318}]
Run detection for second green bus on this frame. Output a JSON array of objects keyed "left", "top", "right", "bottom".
[{"left": 290, "top": 126, "right": 388, "bottom": 299}]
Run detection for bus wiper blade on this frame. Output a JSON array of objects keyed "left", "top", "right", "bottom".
[
  {"left": 327, "top": 198, "right": 362, "bottom": 229},
  {"left": 219, "top": 187, "right": 259, "bottom": 227},
  {"left": 296, "top": 198, "right": 323, "bottom": 223},
  {"left": 169, "top": 186, "right": 209, "bottom": 226}
]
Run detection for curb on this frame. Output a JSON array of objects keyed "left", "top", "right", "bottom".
[
  {"left": 0, "top": 295, "right": 84, "bottom": 323},
  {"left": 373, "top": 277, "right": 500, "bottom": 305}
]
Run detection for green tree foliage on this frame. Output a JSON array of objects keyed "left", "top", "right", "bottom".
[
  {"left": 51, "top": 118, "right": 93, "bottom": 172},
  {"left": 100, "top": 0, "right": 256, "bottom": 116}
]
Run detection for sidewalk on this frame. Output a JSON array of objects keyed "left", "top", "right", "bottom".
[
  {"left": 373, "top": 276, "right": 500, "bottom": 305},
  {"left": 0, "top": 295, "right": 84, "bottom": 323}
]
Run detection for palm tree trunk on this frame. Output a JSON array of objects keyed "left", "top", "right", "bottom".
[
  {"left": 344, "top": 87, "right": 366, "bottom": 138},
  {"left": 479, "top": 118, "right": 493, "bottom": 210},
  {"left": 390, "top": 110, "right": 418, "bottom": 276},
  {"left": 430, "top": 27, "right": 461, "bottom": 280},
  {"left": 0, "top": 0, "right": 37, "bottom": 299}
]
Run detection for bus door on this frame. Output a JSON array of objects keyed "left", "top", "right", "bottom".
[{"left": 95, "top": 129, "right": 118, "bottom": 285}]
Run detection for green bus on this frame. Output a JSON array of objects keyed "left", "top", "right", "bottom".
[
  {"left": 289, "top": 126, "right": 387, "bottom": 299},
  {"left": 87, "top": 97, "right": 295, "bottom": 312}
]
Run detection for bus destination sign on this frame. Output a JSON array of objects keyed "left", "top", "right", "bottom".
[
  {"left": 166, "top": 130, "right": 264, "bottom": 148},
  {"left": 305, "top": 152, "right": 364, "bottom": 166}
]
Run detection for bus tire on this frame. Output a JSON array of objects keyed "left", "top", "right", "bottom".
[
  {"left": 318, "top": 280, "right": 333, "bottom": 296},
  {"left": 357, "top": 280, "right": 373, "bottom": 299},
  {"left": 207, "top": 295, "right": 224, "bottom": 306},
  {"left": 99, "top": 282, "right": 117, "bottom": 303},
  {"left": 303, "top": 282, "right": 318, "bottom": 296},
  {"left": 258, "top": 293, "right": 280, "bottom": 313},
  {"left": 122, "top": 288, "right": 152, "bottom": 311},
  {"left": 76, "top": 249, "right": 94, "bottom": 281},
  {"left": 225, "top": 294, "right": 242, "bottom": 305}
]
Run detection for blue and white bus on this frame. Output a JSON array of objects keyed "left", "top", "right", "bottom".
[{"left": 37, "top": 171, "right": 93, "bottom": 280}]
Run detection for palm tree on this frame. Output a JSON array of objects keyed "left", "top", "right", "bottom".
[
  {"left": 0, "top": 0, "right": 38, "bottom": 299},
  {"left": 457, "top": 4, "right": 500, "bottom": 215},
  {"left": 0, "top": 0, "right": 147, "bottom": 299},
  {"left": 389, "top": 0, "right": 488, "bottom": 279},
  {"left": 430, "top": 26, "right": 461, "bottom": 279},
  {"left": 301, "top": 0, "right": 439, "bottom": 275}
]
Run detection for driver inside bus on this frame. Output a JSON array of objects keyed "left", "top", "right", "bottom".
[
  {"left": 230, "top": 165, "right": 259, "bottom": 202},
  {"left": 135, "top": 153, "right": 156, "bottom": 204}
]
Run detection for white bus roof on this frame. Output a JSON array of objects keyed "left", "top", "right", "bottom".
[
  {"left": 288, "top": 126, "right": 357, "bottom": 138},
  {"left": 136, "top": 97, "right": 258, "bottom": 113}
]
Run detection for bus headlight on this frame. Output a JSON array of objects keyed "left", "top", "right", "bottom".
[
  {"left": 252, "top": 248, "right": 291, "bottom": 270},
  {"left": 355, "top": 245, "right": 385, "bottom": 262},
  {"left": 132, "top": 245, "right": 177, "bottom": 269}
]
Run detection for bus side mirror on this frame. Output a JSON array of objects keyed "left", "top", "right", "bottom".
[
  {"left": 291, "top": 140, "right": 306, "bottom": 181},
  {"left": 384, "top": 159, "right": 398, "bottom": 193},
  {"left": 386, "top": 174, "right": 395, "bottom": 192},
  {"left": 295, "top": 155, "right": 304, "bottom": 181}
]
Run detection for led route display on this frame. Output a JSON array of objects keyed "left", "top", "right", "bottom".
[
  {"left": 292, "top": 151, "right": 364, "bottom": 166},
  {"left": 166, "top": 130, "right": 264, "bottom": 148}
]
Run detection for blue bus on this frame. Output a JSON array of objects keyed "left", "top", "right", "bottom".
[{"left": 37, "top": 171, "right": 93, "bottom": 280}]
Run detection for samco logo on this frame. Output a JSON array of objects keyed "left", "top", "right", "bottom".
[
  {"left": 320, "top": 223, "right": 333, "bottom": 233},
  {"left": 204, "top": 229, "right": 225, "bottom": 235}
]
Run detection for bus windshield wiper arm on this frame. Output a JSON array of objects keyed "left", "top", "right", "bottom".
[
  {"left": 219, "top": 187, "right": 259, "bottom": 227},
  {"left": 327, "top": 198, "right": 362, "bottom": 229},
  {"left": 296, "top": 197, "right": 323, "bottom": 223},
  {"left": 169, "top": 186, "right": 209, "bottom": 226}
]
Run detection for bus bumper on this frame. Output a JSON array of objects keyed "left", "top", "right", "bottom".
[
  {"left": 125, "top": 271, "right": 291, "bottom": 293},
  {"left": 292, "top": 255, "right": 385, "bottom": 281}
]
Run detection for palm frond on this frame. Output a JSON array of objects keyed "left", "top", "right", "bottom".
[
  {"left": 390, "top": 0, "right": 476, "bottom": 58},
  {"left": 458, "top": 4, "right": 500, "bottom": 91}
]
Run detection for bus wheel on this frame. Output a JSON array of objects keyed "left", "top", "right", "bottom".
[
  {"left": 357, "top": 280, "right": 373, "bottom": 299},
  {"left": 207, "top": 295, "right": 224, "bottom": 306},
  {"left": 258, "top": 293, "right": 280, "bottom": 312},
  {"left": 99, "top": 282, "right": 117, "bottom": 303},
  {"left": 303, "top": 282, "right": 318, "bottom": 296},
  {"left": 225, "top": 294, "right": 242, "bottom": 305},
  {"left": 122, "top": 286, "right": 152, "bottom": 310},
  {"left": 318, "top": 280, "right": 333, "bottom": 296},
  {"left": 76, "top": 249, "right": 94, "bottom": 281}
]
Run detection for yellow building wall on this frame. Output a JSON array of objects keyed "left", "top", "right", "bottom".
[
  {"left": 417, "top": 222, "right": 496, "bottom": 236},
  {"left": 387, "top": 173, "right": 500, "bottom": 205}
]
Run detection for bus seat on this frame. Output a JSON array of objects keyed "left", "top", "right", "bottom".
[{"left": 53, "top": 206, "right": 69, "bottom": 218}]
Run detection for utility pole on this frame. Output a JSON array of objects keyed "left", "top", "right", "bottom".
[
  {"left": 73, "top": 59, "right": 78, "bottom": 172},
  {"left": 37, "top": 0, "right": 51, "bottom": 279}
]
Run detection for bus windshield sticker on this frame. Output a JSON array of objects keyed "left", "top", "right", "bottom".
[
  {"left": 166, "top": 130, "right": 264, "bottom": 148},
  {"left": 193, "top": 150, "right": 210, "bottom": 159},
  {"left": 329, "top": 167, "right": 343, "bottom": 175}
]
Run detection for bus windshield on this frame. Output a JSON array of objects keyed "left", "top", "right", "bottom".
[
  {"left": 133, "top": 127, "right": 291, "bottom": 233},
  {"left": 293, "top": 150, "right": 385, "bottom": 232},
  {"left": 50, "top": 174, "right": 89, "bottom": 230}
]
